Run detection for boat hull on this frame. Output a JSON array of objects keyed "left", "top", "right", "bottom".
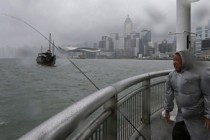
[{"left": 36, "top": 54, "right": 56, "bottom": 66}]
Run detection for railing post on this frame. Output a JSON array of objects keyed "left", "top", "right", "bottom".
[
  {"left": 104, "top": 94, "right": 117, "bottom": 140},
  {"left": 141, "top": 79, "right": 151, "bottom": 140},
  {"left": 142, "top": 79, "right": 151, "bottom": 124}
]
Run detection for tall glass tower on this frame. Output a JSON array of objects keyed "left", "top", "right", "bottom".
[{"left": 124, "top": 15, "right": 133, "bottom": 36}]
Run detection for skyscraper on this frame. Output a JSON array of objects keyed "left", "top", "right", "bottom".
[
  {"left": 124, "top": 15, "right": 133, "bottom": 36},
  {"left": 195, "top": 25, "right": 210, "bottom": 53}
]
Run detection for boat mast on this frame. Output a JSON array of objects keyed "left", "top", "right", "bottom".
[
  {"left": 53, "top": 40, "right": 55, "bottom": 55},
  {"left": 49, "top": 33, "right": 52, "bottom": 51}
]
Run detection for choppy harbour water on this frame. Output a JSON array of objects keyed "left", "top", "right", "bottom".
[{"left": 0, "top": 58, "right": 194, "bottom": 140}]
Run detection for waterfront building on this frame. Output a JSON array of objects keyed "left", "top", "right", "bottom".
[
  {"left": 98, "top": 36, "right": 113, "bottom": 51},
  {"left": 195, "top": 20, "right": 210, "bottom": 59},
  {"left": 140, "top": 30, "right": 151, "bottom": 56},
  {"left": 159, "top": 40, "right": 172, "bottom": 53},
  {"left": 138, "top": 39, "right": 144, "bottom": 57},
  {"left": 195, "top": 21, "right": 210, "bottom": 53}
]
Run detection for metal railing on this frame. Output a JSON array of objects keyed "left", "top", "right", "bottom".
[{"left": 19, "top": 70, "right": 171, "bottom": 140}]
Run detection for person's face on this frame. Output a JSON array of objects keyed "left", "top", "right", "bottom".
[{"left": 173, "top": 54, "right": 182, "bottom": 72}]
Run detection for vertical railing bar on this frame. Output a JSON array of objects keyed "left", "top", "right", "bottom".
[
  {"left": 156, "top": 85, "right": 158, "bottom": 110},
  {"left": 124, "top": 103, "right": 126, "bottom": 140},
  {"left": 161, "top": 83, "right": 163, "bottom": 107},
  {"left": 139, "top": 91, "right": 141, "bottom": 126},
  {"left": 129, "top": 97, "right": 131, "bottom": 137},
  {"left": 160, "top": 84, "right": 162, "bottom": 108},
  {"left": 99, "top": 125, "right": 101, "bottom": 140},
  {"left": 133, "top": 95, "right": 135, "bottom": 134},
  {"left": 128, "top": 97, "right": 131, "bottom": 137},
  {"left": 136, "top": 93, "right": 138, "bottom": 127},
  {"left": 102, "top": 120, "right": 106, "bottom": 139},
  {"left": 131, "top": 95, "right": 134, "bottom": 135},
  {"left": 157, "top": 85, "right": 160, "bottom": 110},
  {"left": 155, "top": 85, "right": 157, "bottom": 111},
  {"left": 154, "top": 86, "right": 156, "bottom": 113},
  {"left": 154, "top": 85, "right": 156, "bottom": 112},
  {"left": 102, "top": 123, "right": 104, "bottom": 140},
  {"left": 117, "top": 108, "right": 119, "bottom": 140},
  {"left": 120, "top": 102, "right": 125, "bottom": 139},
  {"left": 134, "top": 94, "right": 137, "bottom": 127},
  {"left": 120, "top": 107, "right": 121, "bottom": 140},
  {"left": 130, "top": 96, "right": 132, "bottom": 136},
  {"left": 159, "top": 84, "right": 161, "bottom": 108},
  {"left": 163, "top": 83, "right": 165, "bottom": 106},
  {"left": 158, "top": 84, "right": 160, "bottom": 110},
  {"left": 140, "top": 91, "right": 143, "bottom": 126},
  {"left": 98, "top": 128, "right": 100, "bottom": 140},
  {"left": 129, "top": 96, "right": 131, "bottom": 137},
  {"left": 157, "top": 85, "right": 159, "bottom": 111},
  {"left": 91, "top": 134, "right": 93, "bottom": 140},
  {"left": 127, "top": 100, "right": 130, "bottom": 139},
  {"left": 120, "top": 105, "right": 122, "bottom": 140},
  {"left": 151, "top": 86, "right": 153, "bottom": 113},
  {"left": 137, "top": 92, "right": 139, "bottom": 126},
  {"left": 93, "top": 132, "right": 95, "bottom": 140},
  {"left": 96, "top": 128, "right": 98, "bottom": 140},
  {"left": 138, "top": 91, "right": 139, "bottom": 127},
  {"left": 103, "top": 120, "right": 106, "bottom": 139},
  {"left": 137, "top": 92, "right": 139, "bottom": 127},
  {"left": 123, "top": 101, "right": 125, "bottom": 139},
  {"left": 151, "top": 86, "right": 154, "bottom": 113},
  {"left": 161, "top": 83, "right": 163, "bottom": 108},
  {"left": 128, "top": 99, "right": 130, "bottom": 139},
  {"left": 126, "top": 100, "right": 128, "bottom": 139},
  {"left": 152, "top": 85, "right": 154, "bottom": 113},
  {"left": 158, "top": 84, "right": 160, "bottom": 108},
  {"left": 122, "top": 103, "right": 124, "bottom": 140}
]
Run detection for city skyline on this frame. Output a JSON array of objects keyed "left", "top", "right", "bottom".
[{"left": 0, "top": 0, "right": 210, "bottom": 48}]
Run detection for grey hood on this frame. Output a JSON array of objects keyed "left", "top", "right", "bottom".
[{"left": 177, "top": 50, "right": 196, "bottom": 71}]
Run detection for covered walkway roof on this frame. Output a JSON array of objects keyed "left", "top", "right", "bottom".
[{"left": 58, "top": 46, "right": 101, "bottom": 53}]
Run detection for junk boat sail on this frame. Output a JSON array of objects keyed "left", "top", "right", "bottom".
[{"left": 36, "top": 33, "right": 56, "bottom": 66}]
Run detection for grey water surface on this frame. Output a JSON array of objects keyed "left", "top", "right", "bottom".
[{"left": 0, "top": 58, "right": 176, "bottom": 140}]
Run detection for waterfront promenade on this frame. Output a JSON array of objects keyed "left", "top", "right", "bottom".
[{"left": 138, "top": 111, "right": 174, "bottom": 140}]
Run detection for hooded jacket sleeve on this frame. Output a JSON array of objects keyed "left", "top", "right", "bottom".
[
  {"left": 201, "top": 68, "right": 210, "bottom": 119},
  {"left": 164, "top": 71, "right": 174, "bottom": 112}
]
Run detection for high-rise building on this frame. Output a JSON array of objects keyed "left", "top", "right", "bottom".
[
  {"left": 98, "top": 36, "right": 113, "bottom": 51},
  {"left": 140, "top": 30, "right": 151, "bottom": 56},
  {"left": 195, "top": 21, "right": 210, "bottom": 54},
  {"left": 158, "top": 40, "right": 173, "bottom": 53},
  {"left": 110, "top": 33, "right": 119, "bottom": 50},
  {"left": 124, "top": 15, "right": 133, "bottom": 36},
  {"left": 208, "top": 19, "right": 210, "bottom": 30}
]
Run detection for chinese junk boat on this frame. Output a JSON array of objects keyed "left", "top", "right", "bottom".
[{"left": 36, "top": 33, "right": 56, "bottom": 66}]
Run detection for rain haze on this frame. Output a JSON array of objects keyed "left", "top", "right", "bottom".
[{"left": 0, "top": 0, "right": 210, "bottom": 50}]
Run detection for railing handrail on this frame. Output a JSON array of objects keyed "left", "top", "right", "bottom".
[
  {"left": 18, "top": 69, "right": 172, "bottom": 140},
  {"left": 112, "top": 69, "right": 171, "bottom": 93}
]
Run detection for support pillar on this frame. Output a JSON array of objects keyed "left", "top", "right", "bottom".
[{"left": 176, "top": 0, "right": 200, "bottom": 52}]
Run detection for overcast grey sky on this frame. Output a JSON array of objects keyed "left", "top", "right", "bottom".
[{"left": 0, "top": 0, "right": 210, "bottom": 47}]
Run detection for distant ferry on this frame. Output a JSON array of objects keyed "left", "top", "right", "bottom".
[{"left": 36, "top": 33, "right": 56, "bottom": 66}]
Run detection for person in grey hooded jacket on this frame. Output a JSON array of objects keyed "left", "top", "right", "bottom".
[{"left": 164, "top": 50, "right": 210, "bottom": 140}]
